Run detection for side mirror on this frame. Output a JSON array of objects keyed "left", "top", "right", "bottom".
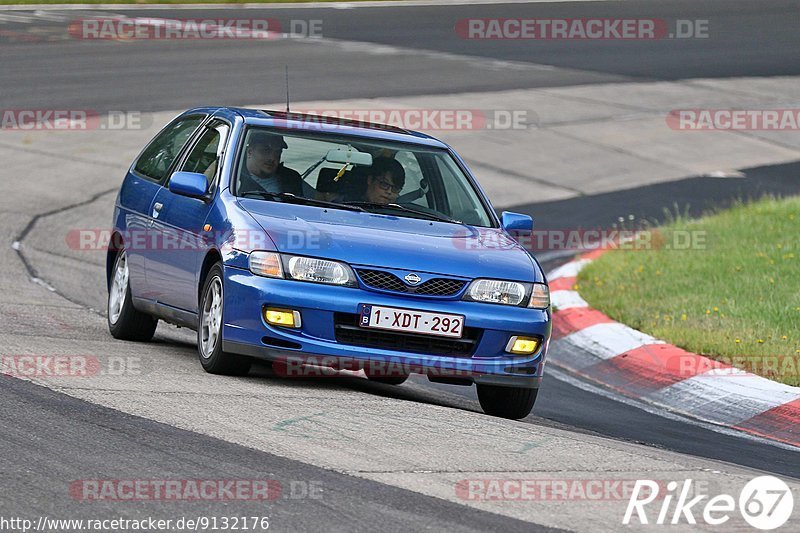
[
  {"left": 168, "top": 171, "right": 208, "bottom": 199},
  {"left": 500, "top": 211, "right": 533, "bottom": 232}
]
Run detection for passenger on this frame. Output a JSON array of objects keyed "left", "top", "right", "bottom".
[
  {"left": 359, "top": 157, "right": 406, "bottom": 204},
  {"left": 238, "top": 132, "right": 304, "bottom": 196}
]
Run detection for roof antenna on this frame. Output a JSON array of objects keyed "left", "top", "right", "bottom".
[{"left": 285, "top": 65, "right": 290, "bottom": 113}]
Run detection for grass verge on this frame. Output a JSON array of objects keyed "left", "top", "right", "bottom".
[{"left": 577, "top": 196, "right": 800, "bottom": 386}]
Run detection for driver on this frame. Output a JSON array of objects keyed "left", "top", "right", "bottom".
[{"left": 239, "top": 131, "right": 305, "bottom": 196}]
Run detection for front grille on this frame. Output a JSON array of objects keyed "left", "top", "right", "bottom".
[
  {"left": 333, "top": 313, "right": 481, "bottom": 357},
  {"left": 356, "top": 269, "right": 466, "bottom": 297},
  {"left": 357, "top": 269, "right": 408, "bottom": 293},
  {"left": 416, "top": 278, "right": 465, "bottom": 296}
]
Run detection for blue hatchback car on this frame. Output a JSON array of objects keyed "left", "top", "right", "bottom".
[{"left": 107, "top": 107, "right": 551, "bottom": 418}]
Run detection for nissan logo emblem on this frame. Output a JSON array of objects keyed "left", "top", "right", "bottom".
[{"left": 404, "top": 273, "right": 422, "bottom": 285}]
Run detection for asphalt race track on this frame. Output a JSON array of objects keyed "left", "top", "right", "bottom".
[
  {"left": 3, "top": 0, "right": 800, "bottom": 111},
  {"left": 2, "top": 1, "right": 800, "bottom": 531}
]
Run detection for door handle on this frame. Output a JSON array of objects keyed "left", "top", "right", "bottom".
[{"left": 152, "top": 202, "right": 163, "bottom": 218}]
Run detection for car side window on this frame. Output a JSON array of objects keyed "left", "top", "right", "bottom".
[
  {"left": 179, "top": 121, "right": 230, "bottom": 187},
  {"left": 134, "top": 115, "right": 205, "bottom": 182},
  {"left": 436, "top": 157, "right": 491, "bottom": 226}
]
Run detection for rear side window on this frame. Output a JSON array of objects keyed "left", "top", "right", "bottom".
[{"left": 134, "top": 115, "right": 204, "bottom": 182}]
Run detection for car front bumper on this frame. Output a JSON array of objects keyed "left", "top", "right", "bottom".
[{"left": 222, "top": 267, "right": 551, "bottom": 388}]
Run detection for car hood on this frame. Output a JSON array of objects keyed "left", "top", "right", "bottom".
[{"left": 239, "top": 200, "right": 541, "bottom": 281}]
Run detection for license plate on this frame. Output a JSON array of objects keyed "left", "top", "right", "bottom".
[{"left": 359, "top": 305, "right": 464, "bottom": 338}]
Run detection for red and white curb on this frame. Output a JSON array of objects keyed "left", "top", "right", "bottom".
[{"left": 547, "top": 250, "right": 800, "bottom": 448}]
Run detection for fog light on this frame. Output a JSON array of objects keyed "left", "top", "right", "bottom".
[
  {"left": 506, "top": 336, "right": 540, "bottom": 355},
  {"left": 264, "top": 308, "right": 301, "bottom": 328}
]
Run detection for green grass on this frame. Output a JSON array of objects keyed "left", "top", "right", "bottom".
[{"left": 577, "top": 196, "right": 800, "bottom": 386}]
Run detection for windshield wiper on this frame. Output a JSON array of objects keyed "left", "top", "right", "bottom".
[
  {"left": 343, "top": 202, "right": 461, "bottom": 224},
  {"left": 240, "top": 191, "right": 365, "bottom": 212}
]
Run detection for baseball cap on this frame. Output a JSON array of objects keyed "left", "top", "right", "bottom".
[{"left": 249, "top": 131, "right": 288, "bottom": 149}]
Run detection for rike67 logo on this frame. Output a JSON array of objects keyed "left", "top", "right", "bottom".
[{"left": 624, "top": 476, "right": 794, "bottom": 529}]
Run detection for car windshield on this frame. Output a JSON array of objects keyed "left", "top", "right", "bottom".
[{"left": 234, "top": 127, "right": 494, "bottom": 227}]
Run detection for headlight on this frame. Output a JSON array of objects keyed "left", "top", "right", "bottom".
[
  {"left": 527, "top": 283, "right": 550, "bottom": 309},
  {"left": 284, "top": 255, "right": 356, "bottom": 286},
  {"left": 248, "top": 252, "right": 356, "bottom": 286},
  {"left": 463, "top": 279, "right": 550, "bottom": 308},
  {"left": 249, "top": 251, "right": 283, "bottom": 278},
  {"left": 464, "top": 279, "right": 527, "bottom": 306}
]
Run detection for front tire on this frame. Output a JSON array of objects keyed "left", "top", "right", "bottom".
[
  {"left": 197, "top": 263, "right": 251, "bottom": 376},
  {"left": 476, "top": 384, "right": 537, "bottom": 419},
  {"left": 107, "top": 250, "right": 158, "bottom": 341}
]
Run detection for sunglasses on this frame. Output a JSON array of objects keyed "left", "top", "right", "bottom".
[{"left": 375, "top": 179, "right": 402, "bottom": 194}]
